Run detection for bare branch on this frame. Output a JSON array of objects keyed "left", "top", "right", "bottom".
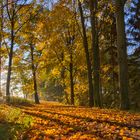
[{"left": 6, "top": 0, "right": 12, "bottom": 21}]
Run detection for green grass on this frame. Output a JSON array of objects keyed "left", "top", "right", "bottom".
[
  {"left": 9, "top": 96, "right": 33, "bottom": 105},
  {"left": 0, "top": 123, "right": 24, "bottom": 140},
  {"left": 0, "top": 104, "right": 34, "bottom": 140}
]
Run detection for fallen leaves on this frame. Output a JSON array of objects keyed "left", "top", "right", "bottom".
[
  {"left": 0, "top": 102, "right": 140, "bottom": 139},
  {"left": 15, "top": 102, "right": 140, "bottom": 140}
]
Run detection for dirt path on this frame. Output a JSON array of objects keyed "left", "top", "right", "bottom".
[{"left": 18, "top": 102, "right": 140, "bottom": 140}]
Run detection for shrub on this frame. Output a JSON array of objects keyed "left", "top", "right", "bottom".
[
  {"left": 0, "top": 104, "right": 34, "bottom": 140},
  {"left": 9, "top": 96, "right": 33, "bottom": 105}
]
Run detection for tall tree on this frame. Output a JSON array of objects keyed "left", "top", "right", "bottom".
[
  {"left": 67, "top": 34, "right": 75, "bottom": 105},
  {"left": 114, "top": 0, "right": 129, "bottom": 110},
  {"left": 5, "top": 0, "right": 39, "bottom": 102},
  {"left": 30, "top": 43, "right": 40, "bottom": 104},
  {"left": 78, "top": 0, "right": 94, "bottom": 107},
  {"left": 0, "top": 0, "right": 3, "bottom": 96},
  {"left": 5, "top": 0, "right": 28, "bottom": 102},
  {"left": 6, "top": 0, "right": 15, "bottom": 102},
  {"left": 89, "top": 0, "right": 101, "bottom": 107}
]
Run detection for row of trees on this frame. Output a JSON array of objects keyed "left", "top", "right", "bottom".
[{"left": 0, "top": 0, "right": 139, "bottom": 110}]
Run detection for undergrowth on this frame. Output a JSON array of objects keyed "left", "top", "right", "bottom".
[{"left": 0, "top": 104, "right": 34, "bottom": 140}]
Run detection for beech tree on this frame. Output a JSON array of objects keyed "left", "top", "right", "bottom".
[
  {"left": 114, "top": 0, "right": 129, "bottom": 110},
  {"left": 5, "top": 0, "right": 34, "bottom": 102},
  {"left": 89, "top": 0, "right": 101, "bottom": 107},
  {"left": 78, "top": 0, "right": 94, "bottom": 107},
  {"left": 0, "top": 0, "right": 3, "bottom": 96}
]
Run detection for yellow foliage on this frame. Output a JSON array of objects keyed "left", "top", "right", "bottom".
[{"left": 51, "top": 68, "right": 60, "bottom": 77}]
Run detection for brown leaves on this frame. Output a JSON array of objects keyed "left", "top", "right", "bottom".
[
  {"left": 1, "top": 103, "right": 139, "bottom": 139},
  {"left": 16, "top": 102, "right": 140, "bottom": 140}
]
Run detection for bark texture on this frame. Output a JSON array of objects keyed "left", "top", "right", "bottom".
[
  {"left": 78, "top": 0, "right": 94, "bottom": 107},
  {"left": 89, "top": 0, "right": 101, "bottom": 107},
  {"left": 115, "top": 0, "right": 129, "bottom": 110},
  {"left": 30, "top": 45, "right": 40, "bottom": 104}
]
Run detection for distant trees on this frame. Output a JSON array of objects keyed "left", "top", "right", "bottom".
[
  {"left": 127, "top": 0, "right": 140, "bottom": 110},
  {"left": 1, "top": 0, "right": 139, "bottom": 110},
  {"left": 127, "top": 0, "right": 140, "bottom": 47},
  {"left": 128, "top": 47, "right": 140, "bottom": 110}
]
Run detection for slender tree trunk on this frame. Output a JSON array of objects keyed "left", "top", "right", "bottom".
[
  {"left": 30, "top": 45, "right": 40, "bottom": 104},
  {"left": 78, "top": 0, "right": 94, "bottom": 107},
  {"left": 89, "top": 0, "right": 101, "bottom": 107},
  {"left": 62, "top": 68, "right": 69, "bottom": 104},
  {"left": 6, "top": 20, "right": 14, "bottom": 103},
  {"left": 110, "top": 31, "right": 116, "bottom": 95},
  {"left": 60, "top": 52, "right": 69, "bottom": 104},
  {"left": 24, "top": 93, "right": 28, "bottom": 99},
  {"left": 70, "top": 51, "right": 74, "bottom": 105},
  {"left": 115, "top": 0, "right": 129, "bottom": 110},
  {"left": 0, "top": 0, "right": 3, "bottom": 97},
  {"left": 6, "top": 0, "right": 15, "bottom": 103}
]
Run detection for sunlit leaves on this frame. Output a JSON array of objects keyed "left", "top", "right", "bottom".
[{"left": 18, "top": 102, "right": 140, "bottom": 139}]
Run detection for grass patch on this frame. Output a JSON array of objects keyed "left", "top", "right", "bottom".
[
  {"left": 0, "top": 104, "right": 34, "bottom": 140},
  {"left": 0, "top": 123, "right": 24, "bottom": 140},
  {"left": 9, "top": 96, "right": 33, "bottom": 106}
]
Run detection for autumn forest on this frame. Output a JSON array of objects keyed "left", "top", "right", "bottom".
[{"left": 0, "top": 0, "right": 140, "bottom": 139}]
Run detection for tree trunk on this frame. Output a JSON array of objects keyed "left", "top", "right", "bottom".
[
  {"left": 115, "top": 0, "right": 129, "bottom": 110},
  {"left": 110, "top": 28, "right": 116, "bottom": 96},
  {"left": 0, "top": 0, "right": 3, "bottom": 97},
  {"left": 60, "top": 52, "right": 69, "bottom": 104},
  {"left": 30, "top": 45, "right": 40, "bottom": 104},
  {"left": 78, "top": 0, "right": 94, "bottom": 107},
  {"left": 62, "top": 68, "right": 69, "bottom": 104},
  {"left": 70, "top": 51, "right": 74, "bottom": 105},
  {"left": 6, "top": 20, "right": 14, "bottom": 103},
  {"left": 89, "top": 0, "right": 101, "bottom": 107}
]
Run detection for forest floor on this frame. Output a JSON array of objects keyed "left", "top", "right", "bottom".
[{"left": 0, "top": 102, "right": 140, "bottom": 140}]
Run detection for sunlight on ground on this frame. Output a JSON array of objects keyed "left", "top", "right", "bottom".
[{"left": 0, "top": 102, "right": 138, "bottom": 140}]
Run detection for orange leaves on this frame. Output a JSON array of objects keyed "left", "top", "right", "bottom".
[
  {"left": 70, "top": 132, "right": 97, "bottom": 140},
  {"left": 122, "top": 137, "right": 132, "bottom": 140},
  {"left": 120, "top": 129, "right": 124, "bottom": 136},
  {"left": 15, "top": 102, "right": 140, "bottom": 139}
]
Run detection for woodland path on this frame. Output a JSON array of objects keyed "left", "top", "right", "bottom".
[{"left": 17, "top": 102, "right": 140, "bottom": 140}]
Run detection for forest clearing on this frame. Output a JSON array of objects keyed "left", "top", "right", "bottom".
[{"left": 0, "top": 101, "right": 140, "bottom": 140}]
